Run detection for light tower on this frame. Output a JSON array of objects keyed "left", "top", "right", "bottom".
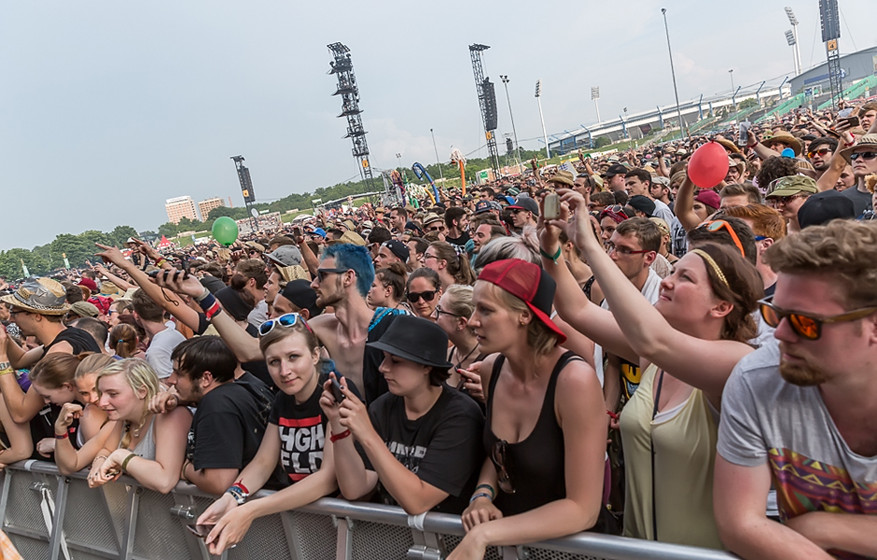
[
  {"left": 535, "top": 80, "right": 550, "bottom": 159},
  {"left": 784, "top": 7, "right": 802, "bottom": 76}
]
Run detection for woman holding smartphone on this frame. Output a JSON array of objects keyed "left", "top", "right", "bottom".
[{"left": 324, "top": 315, "right": 484, "bottom": 515}]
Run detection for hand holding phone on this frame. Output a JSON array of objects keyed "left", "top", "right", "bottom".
[
  {"left": 543, "top": 193, "right": 559, "bottom": 220},
  {"left": 330, "top": 374, "right": 345, "bottom": 403}
]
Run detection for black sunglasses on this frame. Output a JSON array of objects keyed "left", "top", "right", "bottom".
[
  {"left": 850, "top": 152, "right": 877, "bottom": 161},
  {"left": 406, "top": 290, "right": 437, "bottom": 303},
  {"left": 315, "top": 268, "right": 350, "bottom": 282}
]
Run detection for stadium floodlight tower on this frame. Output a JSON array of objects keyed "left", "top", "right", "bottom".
[
  {"left": 468, "top": 44, "right": 501, "bottom": 177},
  {"left": 784, "top": 7, "right": 802, "bottom": 76},
  {"left": 327, "top": 42, "right": 377, "bottom": 194}
]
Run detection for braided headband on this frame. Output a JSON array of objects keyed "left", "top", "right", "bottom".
[{"left": 691, "top": 249, "right": 729, "bottom": 289}]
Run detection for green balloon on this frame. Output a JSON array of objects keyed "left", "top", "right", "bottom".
[{"left": 212, "top": 217, "right": 239, "bottom": 246}]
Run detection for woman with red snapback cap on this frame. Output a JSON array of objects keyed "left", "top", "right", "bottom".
[
  {"left": 540, "top": 189, "right": 761, "bottom": 549},
  {"left": 451, "top": 258, "right": 607, "bottom": 559}
]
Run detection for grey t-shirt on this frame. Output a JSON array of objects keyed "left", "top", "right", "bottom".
[
  {"left": 718, "top": 342, "right": 877, "bottom": 521},
  {"left": 840, "top": 186, "right": 872, "bottom": 218}
]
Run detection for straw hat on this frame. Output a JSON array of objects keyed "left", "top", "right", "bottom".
[{"left": 0, "top": 278, "right": 70, "bottom": 316}]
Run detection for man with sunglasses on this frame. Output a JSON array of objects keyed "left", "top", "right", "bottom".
[
  {"left": 308, "top": 244, "right": 405, "bottom": 405},
  {"left": 805, "top": 137, "right": 838, "bottom": 177},
  {"left": 766, "top": 176, "right": 817, "bottom": 234},
  {"left": 506, "top": 195, "right": 539, "bottom": 233},
  {"left": 715, "top": 220, "right": 877, "bottom": 559},
  {"left": 838, "top": 133, "right": 877, "bottom": 217}
]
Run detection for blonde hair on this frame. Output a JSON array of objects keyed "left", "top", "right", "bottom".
[
  {"left": 482, "top": 282, "right": 559, "bottom": 356},
  {"left": 96, "top": 358, "right": 160, "bottom": 448},
  {"left": 75, "top": 354, "right": 115, "bottom": 380},
  {"left": 442, "top": 284, "right": 474, "bottom": 319}
]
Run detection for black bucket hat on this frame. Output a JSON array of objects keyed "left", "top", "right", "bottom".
[{"left": 366, "top": 315, "right": 453, "bottom": 369}]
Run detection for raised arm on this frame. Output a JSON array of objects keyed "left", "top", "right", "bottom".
[
  {"left": 93, "top": 263, "right": 133, "bottom": 292},
  {"left": 154, "top": 273, "right": 262, "bottom": 363},
  {"left": 95, "top": 244, "right": 201, "bottom": 331},
  {"left": 537, "top": 201, "right": 636, "bottom": 363},
  {"left": 674, "top": 175, "right": 702, "bottom": 232},
  {"left": 552, "top": 189, "right": 752, "bottom": 403}
]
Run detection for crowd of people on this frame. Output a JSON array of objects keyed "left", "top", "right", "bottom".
[{"left": 0, "top": 97, "right": 876, "bottom": 559}]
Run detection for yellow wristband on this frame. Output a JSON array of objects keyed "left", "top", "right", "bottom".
[{"left": 0, "top": 368, "right": 14, "bottom": 377}]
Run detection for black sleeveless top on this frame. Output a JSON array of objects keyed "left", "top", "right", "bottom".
[
  {"left": 42, "top": 327, "right": 102, "bottom": 358},
  {"left": 483, "top": 351, "right": 581, "bottom": 516}
]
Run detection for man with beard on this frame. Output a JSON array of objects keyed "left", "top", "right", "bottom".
[
  {"left": 805, "top": 137, "right": 838, "bottom": 179},
  {"left": 714, "top": 220, "right": 877, "bottom": 559},
  {"left": 167, "top": 336, "right": 272, "bottom": 495},
  {"left": 308, "top": 244, "right": 403, "bottom": 404}
]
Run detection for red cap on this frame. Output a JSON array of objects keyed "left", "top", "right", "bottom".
[
  {"left": 478, "top": 259, "right": 566, "bottom": 344},
  {"left": 78, "top": 278, "right": 98, "bottom": 293}
]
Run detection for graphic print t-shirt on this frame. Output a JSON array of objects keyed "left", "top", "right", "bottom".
[
  {"left": 718, "top": 343, "right": 877, "bottom": 560},
  {"left": 359, "top": 384, "right": 485, "bottom": 514},
  {"left": 268, "top": 373, "right": 360, "bottom": 483}
]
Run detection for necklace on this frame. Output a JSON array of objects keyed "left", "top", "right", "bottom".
[
  {"left": 453, "top": 343, "right": 479, "bottom": 371},
  {"left": 126, "top": 415, "right": 149, "bottom": 439}
]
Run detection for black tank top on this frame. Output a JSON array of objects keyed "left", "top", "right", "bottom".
[
  {"left": 42, "top": 327, "right": 102, "bottom": 358},
  {"left": 483, "top": 350, "right": 581, "bottom": 516}
]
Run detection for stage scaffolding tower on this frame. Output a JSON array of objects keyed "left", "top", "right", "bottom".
[{"left": 327, "top": 42, "right": 377, "bottom": 193}]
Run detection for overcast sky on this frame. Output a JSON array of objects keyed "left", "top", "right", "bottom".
[{"left": 2, "top": 0, "right": 875, "bottom": 250}]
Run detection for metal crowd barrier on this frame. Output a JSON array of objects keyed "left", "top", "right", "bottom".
[{"left": 0, "top": 461, "right": 737, "bottom": 559}]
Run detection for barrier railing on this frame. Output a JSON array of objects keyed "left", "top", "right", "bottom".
[{"left": 0, "top": 461, "right": 737, "bottom": 559}]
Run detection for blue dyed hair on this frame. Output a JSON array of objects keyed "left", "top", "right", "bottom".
[{"left": 322, "top": 244, "right": 374, "bottom": 297}]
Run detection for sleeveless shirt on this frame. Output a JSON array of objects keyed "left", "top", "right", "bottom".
[
  {"left": 483, "top": 351, "right": 580, "bottom": 516},
  {"left": 617, "top": 364, "right": 722, "bottom": 549}
]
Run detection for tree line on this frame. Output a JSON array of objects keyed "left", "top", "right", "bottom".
[{"left": 1, "top": 148, "right": 552, "bottom": 280}]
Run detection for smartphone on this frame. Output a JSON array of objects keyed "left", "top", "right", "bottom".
[
  {"left": 543, "top": 193, "right": 559, "bottom": 220},
  {"left": 737, "top": 121, "right": 750, "bottom": 147},
  {"left": 842, "top": 116, "right": 860, "bottom": 128},
  {"left": 186, "top": 524, "right": 212, "bottom": 539},
  {"left": 330, "top": 374, "right": 345, "bottom": 403}
]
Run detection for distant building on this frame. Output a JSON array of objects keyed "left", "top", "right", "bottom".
[
  {"left": 165, "top": 196, "right": 198, "bottom": 224},
  {"left": 789, "top": 45, "right": 877, "bottom": 96},
  {"left": 198, "top": 197, "right": 225, "bottom": 221}
]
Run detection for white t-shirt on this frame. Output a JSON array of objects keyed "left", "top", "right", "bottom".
[{"left": 145, "top": 321, "right": 186, "bottom": 379}]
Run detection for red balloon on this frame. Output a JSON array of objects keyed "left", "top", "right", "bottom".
[{"left": 687, "top": 141, "right": 729, "bottom": 188}]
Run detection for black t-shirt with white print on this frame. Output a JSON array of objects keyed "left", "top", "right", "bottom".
[
  {"left": 359, "top": 384, "right": 485, "bottom": 514},
  {"left": 268, "top": 372, "right": 360, "bottom": 484}
]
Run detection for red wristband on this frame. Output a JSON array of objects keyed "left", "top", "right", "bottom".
[
  {"left": 233, "top": 481, "right": 250, "bottom": 495},
  {"left": 55, "top": 431, "right": 69, "bottom": 440},
  {"left": 330, "top": 429, "right": 351, "bottom": 443}
]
